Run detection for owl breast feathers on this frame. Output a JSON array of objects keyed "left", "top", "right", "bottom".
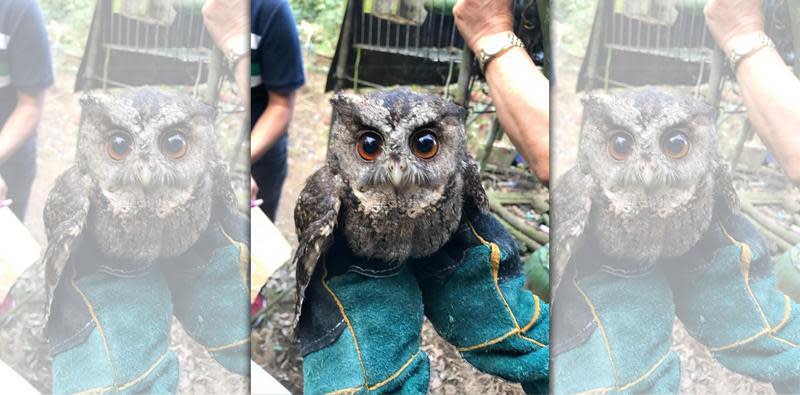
[
  {"left": 551, "top": 88, "right": 739, "bottom": 290},
  {"left": 291, "top": 88, "right": 489, "bottom": 331},
  {"left": 42, "top": 88, "right": 238, "bottom": 322}
]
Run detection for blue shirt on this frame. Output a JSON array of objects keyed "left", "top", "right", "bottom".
[
  {"left": 0, "top": 0, "right": 53, "bottom": 164},
  {"left": 250, "top": 0, "right": 305, "bottom": 130}
]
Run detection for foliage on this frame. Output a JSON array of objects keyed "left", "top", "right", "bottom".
[
  {"left": 552, "top": 0, "right": 597, "bottom": 59},
  {"left": 289, "top": 0, "right": 347, "bottom": 57},
  {"left": 40, "top": 0, "right": 95, "bottom": 57}
]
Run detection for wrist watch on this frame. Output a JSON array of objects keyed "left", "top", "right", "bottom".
[
  {"left": 476, "top": 32, "right": 525, "bottom": 74},
  {"left": 225, "top": 37, "right": 249, "bottom": 66},
  {"left": 727, "top": 31, "right": 775, "bottom": 71}
]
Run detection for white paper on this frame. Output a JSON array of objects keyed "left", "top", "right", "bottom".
[
  {"left": 250, "top": 208, "right": 291, "bottom": 302},
  {"left": 0, "top": 208, "right": 41, "bottom": 299}
]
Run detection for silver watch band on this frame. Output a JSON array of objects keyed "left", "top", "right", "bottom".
[
  {"left": 728, "top": 32, "right": 775, "bottom": 71},
  {"left": 477, "top": 33, "right": 525, "bottom": 74}
]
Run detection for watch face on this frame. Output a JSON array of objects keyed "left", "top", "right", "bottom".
[{"left": 483, "top": 38, "right": 503, "bottom": 56}]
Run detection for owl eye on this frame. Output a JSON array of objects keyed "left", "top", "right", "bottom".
[
  {"left": 607, "top": 131, "right": 634, "bottom": 161},
  {"left": 410, "top": 129, "right": 439, "bottom": 160},
  {"left": 160, "top": 131, "right": 188, "bottom": 159},
  {"left": 661, "top": 129, "right": 690, "bottom": 159},
  {"left": 357, "top": 131, "right": 382, "bottom": 161},
  {"left": 106, "top": 132, "right": 132, "bottom": 161}
]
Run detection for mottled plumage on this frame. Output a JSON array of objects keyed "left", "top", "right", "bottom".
[
  {"left": 43, "top": 88, "right": 237, "bottom": 321},
  {"left": 292, "top": 88, "right": 488, "bottom": 330},
  {"left": 552, "top": 88, "right": 739, "bottom": 291}
]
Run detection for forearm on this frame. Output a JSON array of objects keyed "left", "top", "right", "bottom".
[
  {"left": 250, "top": 103, "right": 293, "bottom": 162},
  {"left": 736, "top": 47, "right": 800, "bottom": 182},
  {"left": 484, "top": 47, "right": 550, "bottom": 183},
  {"left": 0, "top": 98, "right": 42, "bottom": 165}
]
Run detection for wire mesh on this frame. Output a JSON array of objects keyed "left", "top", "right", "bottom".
[
  {"left": 352, "top": 0, "right": 462, "bottom": 63},
  {"left": 604, "top": 0, "right": 713, "bottom": 69},
  {"left": 103, "top": 0, "right": 213, "bottom": 63}
]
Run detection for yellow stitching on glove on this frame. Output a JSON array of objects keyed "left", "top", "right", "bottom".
[
  {"left": 618, "top": 351, "right": 671, "bottom": 391},
  {"left": 71, "top": 266, "right": 121, "bottom": 393},
  {"left": 206, "top": 337, "right": 250, "bottom": 352},
  {"left": 573, "top": 274, "right": 620, "bottom": 387},
  {"left": 321, "top": 264, "right": 370, "bottom": 389},
  {"left": 368, "top": 351, "right": 421, "bottom": 391},
  {"left": 219, "top": 224, "right": 249, "bottom": 291}
]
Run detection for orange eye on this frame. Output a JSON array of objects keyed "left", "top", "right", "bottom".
[
  {"left": 410, "top": 129, "right": 439, "bottom": 159},
  {"left": 159, "top": 131, "right": 188, "bottom": 159},
  {"left": 607, "top": 131, "right": 634, "bottom": 161},
  {"left": 661, "top": 129, "right": 690, "bottom": 159},
  {"left": 107, "top": 132, "right": 132, "bottom": 161},
  {"left": 357, "top": 131, "right": 382, "bottom": 161}
]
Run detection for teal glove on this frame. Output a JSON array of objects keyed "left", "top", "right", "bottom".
[
  {"left": 551, "top": 266, "right": 680, "bottom": 394},
  {"left": 415, "top": 211, "right": 549, "bottom": 393},
  {"left": 48, "top": 216, "right": 250, "bottom": 394},
  {"left": 165, "top": 216, "right": 251, "bottom": 375},
  {"left": 669, "top": 214, "right": 800, "bottom": 393},
  {"left": 49, "top": 260, "right": 179, "bottom": 394},
  {"left": 299, "top": 238, "right": 429, "bottom": 395}
]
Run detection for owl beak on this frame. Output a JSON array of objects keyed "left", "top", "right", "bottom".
[
  {"left": 390, "top": 167, "right": 405, "bottom": 189},
  {"left": 641, "top": 167, "right": 662, "bottom": 194},
  {"left": 139, "top": 169, "right": 154, "bottom": 189},
  {"left": 641, "top": 168, "right": 654, "bottom": 188},
  {"left": 137, "top": 164, "right": 157, "bottom": 191},
  {"left": 386, "top": 160, "right": 410, "bottom": 192}
]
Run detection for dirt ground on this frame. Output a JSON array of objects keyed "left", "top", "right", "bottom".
[
  {"left": 251, "top": 53, "right": 530, "bottom": 394},
  {"left": 0, "top": 50, "right": 248, "bottom": 393}
]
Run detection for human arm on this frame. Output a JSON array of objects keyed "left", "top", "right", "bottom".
[
  {"left": 0, "top": 91, "right": 44, "bottom": 165},
  {"left": 705, "top": 0, "right": 800, "bottom": 183},
  {"left": 250, "top": 90, "right": 296, "bottom": 162},
  {"left": 453, "top": 0, "right": 550, "bottom": 184},
  {"left": 0, "top": 90, "right": 44, "bottom": 201}
]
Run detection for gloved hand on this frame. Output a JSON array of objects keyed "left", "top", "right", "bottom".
[
  {"left": 164, "top": 213, "right": 251, "bottom": 376},
  {"left": 47, "top": 213, "right": 251, "bottom": 394},
  {"left": 47, "top": 239, "right": 179, "bottom": 395},
  {"left": 414, "top": 210, "right": 549, "bottom": 393},
  {"left": 668, "top": 213, "right": 800, "bottom": 394},
  {"left": 298, "top": 234, "right": 429, "bottom": 395},
  {"left": 550, "top": 233, "right": 680, "bottom": 394}
]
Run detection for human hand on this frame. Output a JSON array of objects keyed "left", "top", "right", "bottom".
[
  {"left": 704, "top": 0, "right": 764, "bottom": 53},
  {"left": 453, "top": 0, "right": 514, "bottom": 53},
  {"left": 250, "top": 176, "right": 259, "bottom": 202},
  {"left": 202, "top": 0, "right": 248, "bottom": 52}
]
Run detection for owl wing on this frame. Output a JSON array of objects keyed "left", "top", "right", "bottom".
[
  {"left": 463, "top": 159, "right": 489, "bottom": 213},
  {"left": 713, "top": 161, "right": 740, "bottom": 218},
  {"left": 43, "top": 166, "right": 93, "bottom": 322},
  {"left": 550, "top": 166, "right": 596, "bottom": 296},
  {"left": 291, "top": 166, "right": 342, "bottom": 333}
]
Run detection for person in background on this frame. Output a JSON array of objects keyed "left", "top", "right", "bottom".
[
  {"left": 704, "top": 0, "right": 800, "bottom": 184},
  {"left": 250, "top": 0, "right": 305, "bottom": 220},
  {"left": 0, "top": 0, "right": 53, "bottom": 221},
  {"left": 453, "top": 0, "right": 550, "bottom": 184}
]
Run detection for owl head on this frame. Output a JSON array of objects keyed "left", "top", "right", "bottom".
[
  {"left": 76, "top": 88, "right": 219, "bottom": 204},
  {"left": 578, "top": 88, "right": 725, "bottom": 205},
  {"left": 327, "top": 88, "right": 468, "bottom": 207},
  {"left": 75, "top": 88, "right": 228, "bottom": 261}
]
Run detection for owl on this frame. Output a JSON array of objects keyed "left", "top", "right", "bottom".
[
  {"left": 551, "top": 88, "right": 739, "bottom": 290},
  {"left": 42, "top": 88, "right": 237, "bottom": 321},
  {"left": 291, "top": 88, "right": 488, "bottom": 328}
]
